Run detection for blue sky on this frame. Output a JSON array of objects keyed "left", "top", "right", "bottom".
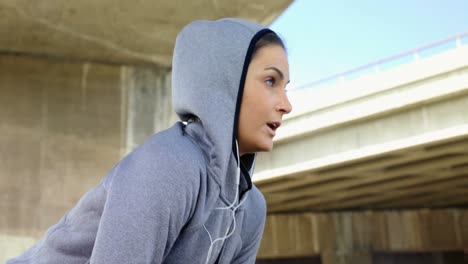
[{"left": 270, "top": 0, "right": 468, "bottom": 88}]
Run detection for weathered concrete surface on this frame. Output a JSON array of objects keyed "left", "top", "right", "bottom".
[
  {"left": 123, "top": 66, "right": 177, "bottom": 153},
  {"left": 0, "top": 0, "right": 292, "bottom": 66},
  {"left": 0, "top": 54, "right": 123, "bottom": 260},
  {"left": 0, "top": 55, "right": 123, "bottom": 236},
  {"left": 0, "top": 54, "right": 175, "bottom": 260},
  {"left": 0, "top": 234, "right": 36, "bottom": 263},
  {"left": 258, "top": 209, "right": 468, "bottom": 263}
]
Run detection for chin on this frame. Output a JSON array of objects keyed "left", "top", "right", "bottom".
[{"left": 256, "top": 141, "right": 273, "bottom": 152}]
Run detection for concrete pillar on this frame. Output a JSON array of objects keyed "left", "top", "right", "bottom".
[
  {"left": 0, "top": 54, "right": 125, "bottom": 262},
  {"left": 122, "top": 66, "right": 177, "bottom": 153},
  {"left": 0, "top": 54, "right": 176, "bottom": 262},
  {"left": 321, "top": 212, "right": 372, "bottom": 264}
]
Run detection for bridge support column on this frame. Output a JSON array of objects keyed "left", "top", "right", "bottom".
[
  {"left": 321, "top": 212, "right": 372, "bottom": 264},
  {"left": 122, "top": 66, "right": 177, "bottom": 153}
]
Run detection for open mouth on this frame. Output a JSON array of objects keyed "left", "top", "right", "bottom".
[{"left": 267, "top": 122, "right": 281, "bottom": 132}]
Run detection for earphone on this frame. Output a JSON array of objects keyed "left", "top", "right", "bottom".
[{"left": 203, "top": 140, "right": 248, "bottom": 264}]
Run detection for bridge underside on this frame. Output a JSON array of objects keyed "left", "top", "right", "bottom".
[
  {"left": 0, "top": 0, "right": 291, "bottom": 66},
  {"left": 260, "top": 129, "right": 468, "bottom": 213},
  {"left": 255, "top": 46, "right": 468, "bottom": 214},
  {"left": 258, "top": 208, "right": 468, "bottom": 263},
  {"left": 255, "top": 44, "right": 468, "bottom": 263}
]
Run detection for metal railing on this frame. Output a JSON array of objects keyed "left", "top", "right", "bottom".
[{"left": 293, "top": 31, "right": 468, "bottom": 91}]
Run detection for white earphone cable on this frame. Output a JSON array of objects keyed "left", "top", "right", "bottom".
[{"left": 203, "top": 140, "right": 245, "bottom": 264}]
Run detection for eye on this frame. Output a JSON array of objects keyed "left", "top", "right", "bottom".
[{"left": 265, "top": 77, "right": 276, "bottom": 87}]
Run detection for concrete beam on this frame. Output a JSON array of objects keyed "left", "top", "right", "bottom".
[
  {"left": 0, "top": 0, "right": 292, "bottom": 66},
  {"left": 257, "top": 209, "right": 468, "bottom": 260}
]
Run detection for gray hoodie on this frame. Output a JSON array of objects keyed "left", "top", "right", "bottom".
[{"left": 7, "top": 18, "right": 273, "bottom": 264}]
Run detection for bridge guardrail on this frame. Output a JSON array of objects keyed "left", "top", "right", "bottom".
[{"left": 292, "top": 31, "right": 468, "bottom": 92}]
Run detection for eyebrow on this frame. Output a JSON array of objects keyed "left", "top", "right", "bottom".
[{"left": 264, "top": 67, "right": 290, "bottom": 84}]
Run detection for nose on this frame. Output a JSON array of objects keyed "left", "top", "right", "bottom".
[{"left": 277, "top": 90, "right": 292, "bottom": 114}]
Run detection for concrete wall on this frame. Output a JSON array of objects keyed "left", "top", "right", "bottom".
[{"left": 0, "top": 54, "right": 174, "bottom": 261}]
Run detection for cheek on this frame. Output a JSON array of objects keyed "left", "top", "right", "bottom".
[
  {"left": 243, "top": 101, "right": 264, "bottom": 128},
  {"left": 238, "top": 102, "right": 262, "bottom": 141}
]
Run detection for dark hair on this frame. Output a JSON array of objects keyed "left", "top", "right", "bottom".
[{"left": 252, "top": 32, "right": 286, "bottom": 58}]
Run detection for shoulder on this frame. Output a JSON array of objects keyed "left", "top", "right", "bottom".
[
  {"left": 105, "top": 123, "right": 205, "bottom": 198},
  {"left": 136, "top": 123, "right": 205, "bottom": 170}
]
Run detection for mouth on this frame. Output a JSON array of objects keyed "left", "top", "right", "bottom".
[{"left": 267, "top": 121, "right": 281, "bottom": 135}]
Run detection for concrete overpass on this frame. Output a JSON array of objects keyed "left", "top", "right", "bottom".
[{"left": 255, "top": 34, "right": 468, "bottom": 263}]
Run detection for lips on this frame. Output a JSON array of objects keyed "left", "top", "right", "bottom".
[{"left": 267, "top": 121, "right": 281, "bottom": 134}]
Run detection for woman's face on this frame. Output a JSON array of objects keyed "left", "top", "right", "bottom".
[{"left": 238, "top": 44, "right": 292, "bottom": 155}]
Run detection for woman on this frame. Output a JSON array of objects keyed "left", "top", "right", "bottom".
[{"left": 8, "top": 18, "right": 291, "bottom": 264}]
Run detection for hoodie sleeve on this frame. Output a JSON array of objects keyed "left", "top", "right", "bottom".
[{"left": 89, "top": 147, "right": 199, "bottom": 264}]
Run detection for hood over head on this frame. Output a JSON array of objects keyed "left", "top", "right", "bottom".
[{"left": 172, "top": 18, "right": 275, "bottom": 194}]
